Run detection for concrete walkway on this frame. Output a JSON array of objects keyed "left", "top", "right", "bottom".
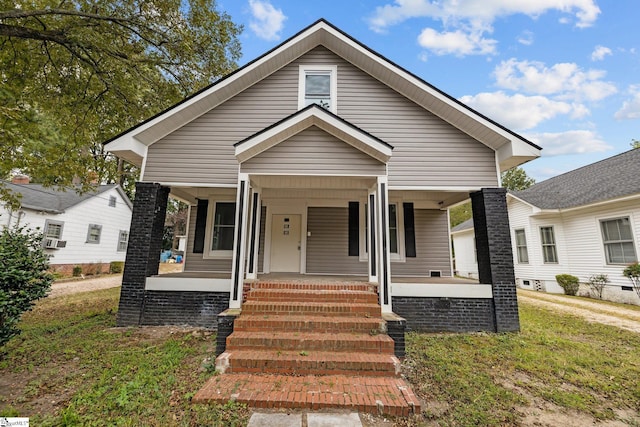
[{"left": 247, "top": 412, "right": 362, "bottom": 427}]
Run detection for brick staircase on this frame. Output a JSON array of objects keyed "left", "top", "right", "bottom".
[{"left": 193, "top": 281, "right": 421, "bottom": 416}]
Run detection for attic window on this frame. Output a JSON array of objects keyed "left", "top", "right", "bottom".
[
  {"left": 299, "top": 65, "right": 337, "bottom": 113},
  {"left": 109, "top": 196, "right": 117, "bottom": 207}
]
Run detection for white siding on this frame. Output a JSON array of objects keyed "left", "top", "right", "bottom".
[
  {"left": 452, "top": 230, "right": 478, "bottom": 279},
  {"left": 144, "top": 47, "right": 498, "bottom": 188},
  {"left": 1, "top": 188, "right": 132, "bottom": 265}
]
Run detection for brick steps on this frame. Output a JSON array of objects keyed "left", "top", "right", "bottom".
[
  {"left": 247, "top": 288, "right": 379, "bottom": 304},
  {"left": 194, "top": 280, "right": 421, "bottom": 416},
  {"left": 217, "top": 350, "right": 400, "bottom": 376},
  {"left": 193, "top": 373, "right": 420, "bottom": 416},
  {"left": 242, "top": 300, "right": 381, "bottom": 317},
  {"left": 234, "top": 314, "right": 384, "bottom": 333},
  {"left": 226, "top": 331, "right": 395, "bottom": 353}
]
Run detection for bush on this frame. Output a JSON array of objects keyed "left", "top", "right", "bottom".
[
  {"left": 623, "top": 262, "right": 640, "bottom": 300},
  {"left": 0, "top": 225, "right": 53, "bottom": 347},
  {"left": 72, "top": 265, "right": 83, "bottom": 277},
  {"left": 110, "top": 261, "right": 124, "bottom": 274},
  {"left": 555, "top": 274, "right": 580, "bottom": 296},
  {"left": 587, "top": 274, "right": 609, "bottom": 299}
]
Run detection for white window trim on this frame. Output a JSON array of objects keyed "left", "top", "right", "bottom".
[
  {"left": 117, "top": 230, "right": 129, "bottom": 252},
  {"left": 86, "top": 224, "right": 102, "bottom": 244},
  {"left": 44, "top": 220, "right": 64, "bottom": 239},
  {"left": 359, "top": 200, "right": 405, "bottom": 263},
  {"left": 539, "top": 225, "right": 558, "bottom": 264},
  {"left": 514, "top": 228, "right": 529, "bottom": 264},
  {"left": 598, "top": 215, "right": 637, "bottom": 265},
  {"left": 203, "top": 200, "right": 235, "bottom": 259},
  {"left": 298, "top": 65, "right": 338, "bottom": 114}
]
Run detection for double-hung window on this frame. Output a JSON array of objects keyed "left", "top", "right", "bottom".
[
  {"left": 540, "top": 226, "right": 557, "bottom": 263},
  {"left": 87, "top": 224, "right": 102, "bottom": 244},
  {"left": 211, "top": 202, "right": 236, "bottom": 253},
  {"left": 299, "top": 65, "right": 337, "bottom": 113},
  {"left": 388, "top": 204, "right": 399, "bottom": 255},
  {"left": 600, "top": 217, "right": 637, "bottom": 264},
  {"left": 514, "top": 229, "right": 529, "bottom": 263},
  {"left": 117, "top": 230, "right": 129, "bottom": 252},
  {"left": 44, "top": 220, "right": 64, "bottom": 239}
]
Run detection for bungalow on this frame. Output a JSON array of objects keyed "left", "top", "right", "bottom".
[{"left": 105, "top": 19, "right": 540, "bottom": 336}]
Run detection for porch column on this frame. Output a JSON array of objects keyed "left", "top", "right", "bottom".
[
  {"left": 471, "top": 188, "right": 520, "bottom": 332},
  {"left": 230, "top": 174, "right": 251, "bottom": 309},
  {"left": 117, "top": 182, "right": 169, "bottom": 326},
  {"left": 376, "top": 177, "right": 392, "bottom": 313},
  {"left": 245, "top": 188, "right": 261, "bottom": 280},
  {"left": 367, "top": 187, "right": 378, "bottom": 283}
]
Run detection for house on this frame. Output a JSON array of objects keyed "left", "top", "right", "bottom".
[
  {"left": 508, "top": 149, "right": 640, "bottom": 304},
  {"left": 104, "top": 19, "right": 541, "bottom": 336},
  {"left": 451, "top": 218, "right": 478, "bottom": 280},
  {"left": 1, "top": 177, "right": 133, "bottom": 275}
]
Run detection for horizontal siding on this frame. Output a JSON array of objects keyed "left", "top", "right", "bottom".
[
  {"left": 306, "top": 207, "right": 367, "bottom": 275},
  {"left": 184, "top": 204, "right": 232, "bottom": 272},
  {"left": 144, "top": 47, "right": 498, "bottom": 187},
  {"left": 391, "top": 209, "right": 452, "bottom": 276},
  {"left": 241, "top": 126, "right": 385, "bottom": 175}
]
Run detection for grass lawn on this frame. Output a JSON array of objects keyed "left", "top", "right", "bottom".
[{"left": 1, "top": 288, "right": 639, "bottom": 426}]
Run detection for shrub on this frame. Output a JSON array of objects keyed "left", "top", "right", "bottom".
[
  {"left": 587, "top": 274, "right": 609, "bottom": 299},
  {"left": 0, "top": 225, "right": 53, "bottom": 347},
  {"left": 72, "top": 265, "right": 83, "bottom": 277},
  {"left": 110, "top": 261, "right": 124, "bottom": 274},
  {"left": 623, "top": 262, "right": 640, "bottom": 300},
  {"left": 555, "top": 274, "right": 580, "bottom": 296}
]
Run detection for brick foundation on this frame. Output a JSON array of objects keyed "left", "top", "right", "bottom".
[
  {"left": 392, "top": 297, "right": 496, "bottom": 333},
  {"left": 50, "top": 262, "right": 113, "bottom": 276}
]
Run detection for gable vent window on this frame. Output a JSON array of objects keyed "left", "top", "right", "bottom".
[
  {"left": 299, "top": 65, "right": 337, "bottom": 113},
  {"left": 109, "top": 196, "right": 117, "bottom": 207}
]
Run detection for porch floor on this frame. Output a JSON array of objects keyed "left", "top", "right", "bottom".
[{"left": 158, "top": 271, "right": 480, "bottom": 285}]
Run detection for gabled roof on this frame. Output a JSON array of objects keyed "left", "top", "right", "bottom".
[
  {"left": 511, "top": 149, "right": 640, "bottom": 210},
  {"left": 235, "top": 104, "right": 393, "bottom": 163},
  {"left": 2, "top": 182, "right": 132, "bottom": 214},
  {"left": 451, "top": 218, "right": 474, "bottom": 234},
  {"left": 104, "top": 19, "right": 540, "bottom": 170}
]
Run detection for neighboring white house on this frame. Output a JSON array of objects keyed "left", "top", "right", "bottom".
[
  {"left": 451, "top": 218, "right": 478, "bottom": 279},
  {"left": 1, "top": 177, "right": 133, "bottom": 274},
  {"left": 508, "top": 149, "right": 640, "bottom": 304}
]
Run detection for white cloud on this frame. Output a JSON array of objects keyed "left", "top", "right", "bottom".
[
  {"left": 493, "top": 58, "right": 617, "bottom": 101},
  {"left": 517, "top": 30, "right": 534, "bottom": 46},
  {"left": 417, "top": 27, "right": 497, "bottom": 56},
  {"left": 591, "top": 45, "right": 612, "bottom": 61},
  {"left": 248, "top": 0, "right": 286, "bottom": 41},
  {"left": 524, "top": 130, "right": 611, "bottom": 156},
  {"left": 614, "top": 85, "right": 640, "bottom": 120},
  {"left": 368, "top": 0, "right": 599, "bottom": 57},
  {"left": 459, "top": 91, "right": 574, "bottom": 130}
]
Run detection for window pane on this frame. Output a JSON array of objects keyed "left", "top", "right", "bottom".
[
  {"left": 215, "top": 203, "right": 236, "bottom": 226},
  {"left": 305, "top": 74, "right": 330, "bottom": 96},
  {"left": 618, "top": 218, "right": 633, "bottom": 240},
  {"left": 46, "top": 224, "right": 62, "bottom": 239},
  {"left": 213, "top": 226, "right": 235, "bottom": 251},
  {"left": 518, "top": 246, "right": 529, "bottom": 263},
  {"left": 388, "top": 204, "right": 398, "bottom": 253},
  {"left": 212, "top": 202, "right": 236, "bottom": 251}
]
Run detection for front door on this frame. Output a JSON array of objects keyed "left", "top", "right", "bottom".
[{"left": 270, "top": 214, "right": 301, "bottom": 272}]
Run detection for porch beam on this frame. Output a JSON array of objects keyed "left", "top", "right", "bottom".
[
  {"left": 377, "top": 177, "right": 392, "bottom": 313},
  {"left": 230, "top": 174, "right": 250, "bottom": 308}
]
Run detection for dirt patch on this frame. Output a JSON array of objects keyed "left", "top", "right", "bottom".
[{"left": 518, "top": 291, "right": 640, "bottom": 334}]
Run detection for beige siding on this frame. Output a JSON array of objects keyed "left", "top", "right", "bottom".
[
  {"left": 306, "top": 207, "right": 368, "bottom": 275},
  {"left": 144, "top": 47, "right": 498, "bottom": 187},
  {"left": 183, "top": 205, "right": 232, "bottom": 272},
  {"left": 391, "top": 209, "right": 452, "bottom": 276},
  {"left": 241, "top": 126, "right": 385, "bottom": 175}
]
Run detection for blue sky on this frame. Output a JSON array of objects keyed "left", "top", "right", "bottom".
[{"left": 219, "top": 0, "right": 639, "bottom": 182}]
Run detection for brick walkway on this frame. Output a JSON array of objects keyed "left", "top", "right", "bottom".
[{"left": 192, "top": 281, "right": 421, "bottom": 416}]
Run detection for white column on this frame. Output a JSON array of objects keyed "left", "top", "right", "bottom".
[
  {"left": 367, "top": 186, "right": 378, "bottom": 283},
  {"left": 376, "top": 176, "right": 393, "bottom": 313},
  {"left": 229, "top": 174, "right": 250, "bottom": 309},
  {"left": 245, "top": 188, "right": 262, "bottom": 280}
]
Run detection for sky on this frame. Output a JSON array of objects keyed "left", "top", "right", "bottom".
[{"left": 218, "top": 0, "right": 639, "bottom": 182}]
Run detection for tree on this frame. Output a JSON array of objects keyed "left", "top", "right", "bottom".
[
  {"left": 631, "top": 139, "right": 640, "bottom": 149},
  {"left": 501, "top": 166, "right": 536, "bottom": 191},
  {"left": 623, "top": 262, "right": 640, "bottom": 300},
  {"left": 0, "top": 1, "right": 242, "bottom": 205},
  {"left": 0, "top": 225, "right": 53, "bottom": 347}
]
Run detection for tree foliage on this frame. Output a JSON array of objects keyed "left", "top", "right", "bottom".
[
  {"left": 623, "top": 262, "right": 640, "bottom": 300},
  {"left": 631, "top": 139, "right": 640, "bottom": 149},
  {"left": 0, "top": 225, "right": 53, "bottom": 347},
  {"left": 0, "top": 0, "right": 242, "bottom": 204},
  {"left": 501, "top": 166, "right": 536, "bottom": 191}
]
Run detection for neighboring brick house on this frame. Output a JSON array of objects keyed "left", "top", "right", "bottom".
[
  {"left": 0, "top": 177, "right": 133, "bottom": 275},
  {"left": 105, "top": 20, "right": 541, "bottom": 334}
]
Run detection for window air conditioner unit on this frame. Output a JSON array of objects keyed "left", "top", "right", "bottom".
[{"left": 44, "top": 238, "right": 59, "bottom": 249}]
